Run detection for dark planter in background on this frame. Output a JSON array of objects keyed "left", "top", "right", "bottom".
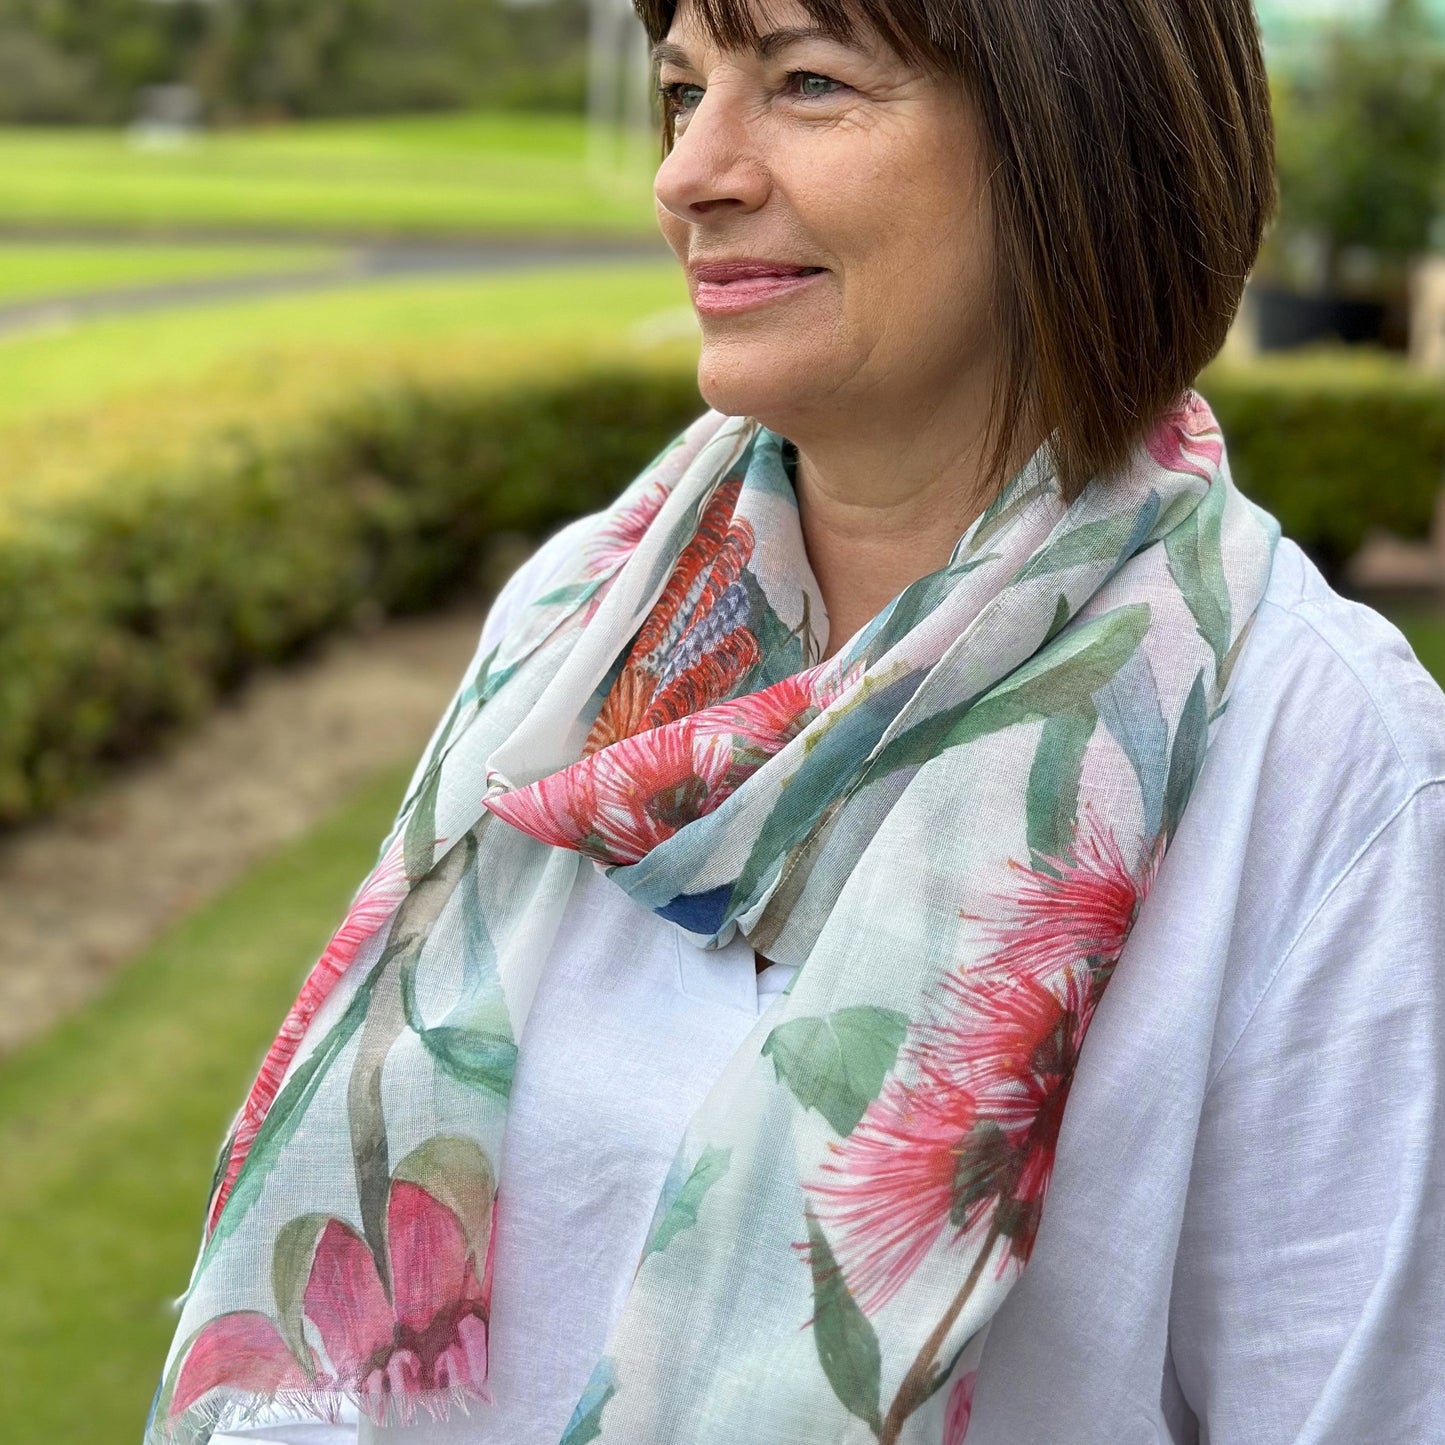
[{"left": 1252, "top": 282, "right": 1392, "bottom": 351}]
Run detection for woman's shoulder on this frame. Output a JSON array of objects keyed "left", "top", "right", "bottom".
[
  {"left": 1227, "top": 535, "right": 1445, "bottom": 807},
  {"left": 1184, "top": 536, "right": 1445, "bottom": 1081},
  {"left": 479, "top": 512, "right": 605, "bottom": 650}
]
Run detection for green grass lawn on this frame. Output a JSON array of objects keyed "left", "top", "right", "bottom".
[
  {"left": 0, "top": 761, "right": 415, "bottom": 1445},
  {"left": 0, "top": 261, "right": 695, "bottom": 523},
  {"left": 0, "top": 260, "right": 685, "bottom": 437},
  {"left": 0, "top": 241, "right": 339, "bottom": 306},
  {"left": 0, "top": 112, "right": 658, "bottom": 238}
]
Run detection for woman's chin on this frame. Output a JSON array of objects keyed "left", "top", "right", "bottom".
[{"left": 695, "top": 347, "right": 833, "bottom": 428}]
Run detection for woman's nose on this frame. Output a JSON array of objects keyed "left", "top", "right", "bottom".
[{"left": 654, "top": 90, "right": 770, "bottom": 224}]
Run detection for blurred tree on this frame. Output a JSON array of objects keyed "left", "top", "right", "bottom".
[
  {"left": 0, "top": 24, "right": 93, "bottom": 122},
  {"left": 1271, "top": 0, "right": 1445, "bottom": 293},
  {"left": 0, "top": 0, "right": 588, "bottom": 124},
  {"left": 192, "top": 0, "right": 383, "bottom": 120},
  {"left": 0, "top": 0, "right": 201, "bottom": 122}
]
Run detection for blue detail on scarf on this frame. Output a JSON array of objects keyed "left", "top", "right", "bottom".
[{"left": 655, "top": 883, "right": 733, "bottom": 934}]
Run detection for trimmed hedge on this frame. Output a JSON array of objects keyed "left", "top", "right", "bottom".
[
  {"left": 0, "top": 364, "right": 703, "bottom": 826},
  {"left": 3, "top": 346, "right": 1441, "bottom": 827},
  {"left": 1202, "top": 349, "right": 1445, "bottom": 577}
]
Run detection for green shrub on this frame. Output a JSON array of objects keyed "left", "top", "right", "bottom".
[
  {"left": 0, "top": 363, "right": 701, "bottom": 826},
  {"left": 1202, "top": 349, "right": 1445, "bottom": 577}
]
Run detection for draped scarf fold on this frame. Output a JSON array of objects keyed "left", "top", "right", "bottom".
[{"left": 147, "top": 391, "right": 1278, "bottom": 1445}]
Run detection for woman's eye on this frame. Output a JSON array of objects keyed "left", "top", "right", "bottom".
[
  {"left": 658, "top": 81, "right": 702, "bottom": 119},
  {"left": 656, "top": 70, "right": 846, "bottom": 121},
  {"left": 786, "top": 71, "right": 844, "bottom": 101}
]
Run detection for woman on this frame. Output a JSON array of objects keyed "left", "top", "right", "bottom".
[{"left": 147, "top": 0, "right": 1445, "bottom": 1442}]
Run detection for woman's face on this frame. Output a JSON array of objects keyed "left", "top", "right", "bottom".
[{"left": 654, "top": 0, "right": 1000, "bottom": 438}]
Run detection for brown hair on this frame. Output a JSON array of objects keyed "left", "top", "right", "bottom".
[{"left": 632, "top": 0, "right": 1277, "bottom": 503}]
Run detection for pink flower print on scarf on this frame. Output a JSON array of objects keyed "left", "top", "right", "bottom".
[
  {"left": 206, "top": 834, "right": 416, "bottom": 1236},
  {"left": 583, "top": 479, "right": 671, "bottom": 577},
  {"left": 806, "top": 812, "right": 1162, "bottom": 1314},
  {"left": 697, "top": 672, "right": 818, "bottom": 759},
  {"left": 944, "top": 1371, "right": 977, "bottom": 1445},
  {"left": 487, "top": 719, "right": 735, "bottom": 864},
  {"left": 485, "top": 673, "right": 821, "bottom": 866},
  {"left": 173, "top": 1179, "right": 495, "bottom": 1427},
  {"left": 1145, "top": 391, "right": 1225, "bottom": 483},
  {"left": 964, "top": 818, "right": 1164, "bottom": 984}
]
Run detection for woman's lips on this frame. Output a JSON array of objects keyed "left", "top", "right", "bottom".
[{"left": 691, "top": 267, "right": 826, "bottom": 316}]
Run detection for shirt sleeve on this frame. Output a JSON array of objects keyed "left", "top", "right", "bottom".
[
  {"left": 475, "top": 512, "right": 602, "bottom": 652},
  {"left": 213, "top": 522, "right": 605, "bottom": 1444},
  {"left": 378, "top": 513, "right": 601, "bottom": 852},
  {"left": 1168, "top": 780, "right": 1445, "bottom": 1442}
]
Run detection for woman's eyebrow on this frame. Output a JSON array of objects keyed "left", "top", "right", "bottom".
[{"left": 651, "top": 25, "right": 861, "bottom": 70}]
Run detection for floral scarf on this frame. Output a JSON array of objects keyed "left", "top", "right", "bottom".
[{"left": 147, "top": 392, "right": 1278, "bottom": 1445}]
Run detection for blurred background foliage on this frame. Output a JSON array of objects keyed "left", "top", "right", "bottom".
[
  {"left": 0, "top": 0, "right": 590, "bottom": 124},
  {"left": 1265, "top": 0, "right": 1445, "bottom": 294}
]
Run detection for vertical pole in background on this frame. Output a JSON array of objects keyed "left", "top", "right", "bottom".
[
  {"left": 586, "top": 0, "right": 620, "bottom": 180},
  {"left": 624, "top": 3, "right": 658, "bottom": 177},
  {"left": 587, "top": 0, "right": 654, "bottom": 188}
]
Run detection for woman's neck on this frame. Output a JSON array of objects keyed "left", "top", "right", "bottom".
[{"left": 787, "top": 416, "right": 1040, "bottom": 662}]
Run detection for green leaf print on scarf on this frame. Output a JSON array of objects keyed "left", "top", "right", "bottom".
[
  {"left": 1012, "top": 499, "right": 1159, "bottom": 583},
  {"left": 271, "top": 1213, "right": 332, "bottom": 1371},
  {"left": 399, "top": 833, "right": 518, "bottom": 1098},
  {"left": 875, "top": 603, "right": 1151, "bottom": 777},
  {"left": 641, "top": 1145, "right": 731, "bottom": 1263},
  {"left": 805, "top": 1211, "right": 884, "bottom": 1434},
  {"left": 197, "top": 949, "right": 386, "bottom": 1270},
  {"left": 1162, "top": 670, "right": 1209, "bottom": 845},
  {"left": 399, "top": 937, "right": 517, "bottom": 1101},
  {"left": 403, "top": 1015, "right": 517, "bottom": 1096},
  {"left": 403, "top": 761, "right": 445, "bottom": 883},
  {"left": 377, "top": 643, "right": 505, "bottom": 872},
  {"left": 1165, "top": 478, "right": 1232, "bottom": 671},
  {"left": 1043, "top": 593, "right": 1071, "bottom": 644},
  {"left": 763, "top": 1007, "right": 909, "bottom": 1137},
  {"left": 728, "top": 670, "right": 920, "bottom": 919},
  {"left": 1095, "top": 647, "right": 1170, "bottom": 844},
  {"left": 1025, "top": 709, "right": 1099, "bottom": 870},
  {"left": 533, "top": 578, "right": 607, "bottom": 610},
  {"left": 965, "top": 461, "right": 1055, "bottom": 553},
  {"left": 560, "top": 1361, "right": 619, "bottom": 1445},
  {"left": 857, "top": 554, "right": 998, "bottom": 658}
]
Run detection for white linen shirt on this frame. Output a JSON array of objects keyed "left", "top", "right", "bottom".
[{"left": 219, "top": 530, "right": 1445, "bottom": 1445}]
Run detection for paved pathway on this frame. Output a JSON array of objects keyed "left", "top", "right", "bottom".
[
  {"left": 0, "top": 537, "right": 537, "bottom": 1058},
  {"left": 0, "top": 238, "right": 668, "bottom": 339}
]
